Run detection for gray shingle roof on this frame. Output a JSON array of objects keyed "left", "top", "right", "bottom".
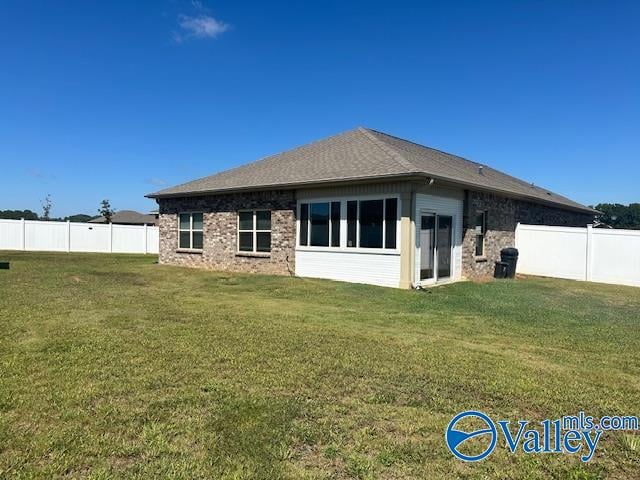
[
  {"left": 89, "top": 210, "right": 157, "bottom": 225},
  {"left": 147, "top": 127, "right": 596, "bottom": 213}
]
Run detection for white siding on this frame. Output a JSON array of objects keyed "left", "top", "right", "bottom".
[
  {"left": 414, "top": 188, "right": 464, "bottom": 284},
  {"left": 295, "top": 250, "right": 401, "bottom": 288}
]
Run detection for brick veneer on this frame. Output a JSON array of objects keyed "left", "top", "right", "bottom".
[
  {"left": 462, "top": 191, "right": 594, "bottom": 279},
  {"left": 157, "top": 190, "right": 296, "bottom": 275}
]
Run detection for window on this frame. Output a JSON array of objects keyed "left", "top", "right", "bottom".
[
  {"left": 300, "top": 204, "right": 309, "bottom": 246},
  {"left": 347, "top": 201, "right": 357, "bottom": 247},
  {"left": 300, "top": 202, "right": 340, "bottom": 247},
  {"left": 179, "top": 213, "right": 203, "bottom": 249},
  {"left": 475, "top": 211, "right": 487, "bottom": 256},
  {"left": 238, "top": 210, "right": 271, "bottom": 253},
  {"left": 330, "top": 201, "right": 341, "bottom": 247},
  {"left": 310, "top": 203, "right": 329, "bottom": 246},
  {"left": 299, "top": 198, "right": 398, "bottom": 249},
  {"left": 385, "top": 198, "right": 397, "bottom": 249},
  {"left": 360, "top": 199, "right": 384, "bottom": 248}
]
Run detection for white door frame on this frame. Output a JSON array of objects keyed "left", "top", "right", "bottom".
[{"left": 417, "top": 210, "right": 455, "bottom": 286}]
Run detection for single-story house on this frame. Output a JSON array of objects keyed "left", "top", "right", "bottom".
[
  {"left": 147, "top": 128, "right": 596, "bottom": 288},
  {"left": 89, "top": 210, "right": 157, "bottom": 226}
]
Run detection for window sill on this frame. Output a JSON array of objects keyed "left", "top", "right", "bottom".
[
  {"left": 474, "top": 256, "right": 488, "bottom": 263},
  {"left": 176, "top": 248, "right": 203, "bottom": 254},
  {"left": 296, "top": 246, "right": 400, "bottom": 255},
  {"left": 236, "top": 251, "right": 271, "bottom": 258}
]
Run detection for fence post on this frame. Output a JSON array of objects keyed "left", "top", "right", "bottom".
[
  {"left": 109, "top": 223, "right": 113, "bottom": 253},
  {"left": 66, "top": 220, "right": 71, "bottom": 253},
  {"left": 21, "top": 218, "right": 26, "bottom": 250},
  {"left": 585, "top": 224, "right": 593, "bottom": 282},
  {"left": 143, "top": 224, "right": 148, "bottom": 254}
]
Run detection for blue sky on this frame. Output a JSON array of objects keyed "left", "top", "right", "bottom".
[{"left": 1, "top": 0, "right": 638, "bottom": 217}]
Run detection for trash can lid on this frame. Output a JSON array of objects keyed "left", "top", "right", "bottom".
[{"left": 501, "top": 247, "right": 519, "bottom": 256}]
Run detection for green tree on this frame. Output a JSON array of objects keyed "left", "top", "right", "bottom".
[
  {"left": 41, "top": 194, "right": 52, "bottom": 220},
  {"left": 65, "top": 214, "right": 94, "bottom": 223},
  {"left": 0, "top": 210, "right": 39, "bottom": 220},
  {"left": 98, "top": 200, "right": 115, "bottom": 223},
  {"left": 594, "top": 203, "right": 640, "bottom": 230}
]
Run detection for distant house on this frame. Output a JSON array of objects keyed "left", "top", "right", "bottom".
[
  {"left": 147, "top": 127, "right": 596, "bottom": 288},
  {"left": 89, "top": 210, "right": 157, "bottom": 226}
]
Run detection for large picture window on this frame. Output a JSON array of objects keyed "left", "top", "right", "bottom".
[
  {"left": 299, "top": 197, "right": 398, "bottom": 249},
  {"left": 238, "top": 210, "right": 271, "bottom": 253},
  {"left": 179, "top": 213, "right": 203, "bottom": 249}
]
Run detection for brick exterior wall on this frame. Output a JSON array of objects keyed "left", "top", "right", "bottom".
[
  {"left": 462, "top": 191, "right": 594, "bottom": 279},
  {"left": 157, "top": 190, "right": 296, "bottom": 275}
]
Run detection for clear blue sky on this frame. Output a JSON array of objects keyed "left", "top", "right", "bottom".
[{"left": 1, "top": 1, "right": 638, "bottom": 217}]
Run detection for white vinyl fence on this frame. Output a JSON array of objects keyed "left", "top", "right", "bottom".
[
  {"left": 0, "top": 218, "right": 159, "bottom": 254},
  {"left": 515, "top": 223, "right": 640, "bottom": 287}
]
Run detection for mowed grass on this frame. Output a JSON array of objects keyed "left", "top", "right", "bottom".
[{"left": 0, "top": 252, "right": 639, "bottom": 479}]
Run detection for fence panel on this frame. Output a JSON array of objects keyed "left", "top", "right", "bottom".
[
  {"left": 0, "top": 219, "right": 158, "bottom": 255},
  {"left": 590, "top": 229, "right": 640, "bottom": 287},
  {"left": 0, "top": 219, "right": 23, "bottom": 250},
  {"left": 112, "top": 224, "right": 146, "bottom": 254},
  {"left": 146, "top": 225, "right": 159, "bottom": 254},
  {"left": 25, "top": 221, "right": 68, "bottom": 252},
  {"left": 70, "top": 223, "right": 111, "bottom": 253},
  {"left": 516, "top": 223, "right": 640, "bottom": 287}
]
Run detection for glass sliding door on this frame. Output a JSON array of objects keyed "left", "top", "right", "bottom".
[
  {"left": 420, "top": 214, "right": 436, "bottom": 281},
  {"left": 436, "top": 216, "right": 453, "bottom": 280},
  {"left": 420, "top": 212, "right": 454, "bottom": 284}
]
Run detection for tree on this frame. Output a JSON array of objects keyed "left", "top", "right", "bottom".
[
  {"left": 594, "top": 203, "right": 640, "bottom": 230},
  {"left": 0, "top": 209, "right": 39, "bottom": 220},
  {"left": 98, "top": 199, "right": 115, "bottom": 223},
  {"left": 41, "top": 194, "right": 52, "bottom": 220},
  {"left": 65, "top": 214, "right": 94, "bottom": 223}
]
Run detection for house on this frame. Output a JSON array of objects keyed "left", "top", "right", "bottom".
[
  {"left": 146, "top": 128, "right": 595, "bottom": 288},
  {"left": 89, "top": 210, "right": 157, "bottom": 226}
]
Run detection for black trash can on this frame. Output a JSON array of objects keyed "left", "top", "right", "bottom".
[
  {"left": 500, "top": 248, "right": 519, "bottom": 279},
  {"left": 494, "top": 261, "right": 508, "bottom": 279}
]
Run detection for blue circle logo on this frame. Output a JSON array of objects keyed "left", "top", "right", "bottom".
[{"left": 446, "top": 411, "right": 497, "bottom": 462}]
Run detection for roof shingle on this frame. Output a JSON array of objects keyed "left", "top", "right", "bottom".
[{"left": 147, "top": 127, "right": 595, "bottom": 213}]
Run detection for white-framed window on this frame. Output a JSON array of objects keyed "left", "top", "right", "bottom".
[
  {"left": 475, "top": 211, "right": 487, "bottom": 256},
  {"left": 179, "top": 212, "right": 203, "bottom": 249},
  {"left": 299, "top": 201, "right": 340, "bottom": 247},
  {"left": 238, "top": 210, "right": 271, "bottom": 253},
  {"left": 298, "top": 197, "right": 398, "bottom": 250}
]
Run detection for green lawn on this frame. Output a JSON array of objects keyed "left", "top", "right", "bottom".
[{"left": 0, "top": 252, "right": 638, "bottom": 479}]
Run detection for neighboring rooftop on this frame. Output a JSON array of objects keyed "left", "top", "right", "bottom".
[
  {"left": 89, "top": 210, "right": 157, "bottom": 225},
  {"left": 147, "top": 127, "right": 596, "bottom": 213}
]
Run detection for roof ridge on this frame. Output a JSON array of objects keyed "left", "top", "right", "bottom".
[
  {"left": 366, "top": 128, "right": 484, "bottom": 171},
  {"left": 357, "top": 127, "right": 418, "bottom": 173}
]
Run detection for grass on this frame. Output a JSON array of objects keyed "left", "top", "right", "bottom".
[{"left": 0, "top": 251, "right": 638, "bottom": 479}]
